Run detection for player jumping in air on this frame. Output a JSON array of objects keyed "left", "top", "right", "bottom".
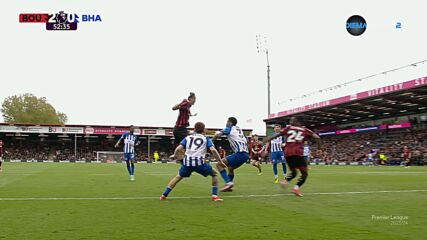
[
  {"left": 265, "top": 124, "right": 287, "bottom": 184},
  {"left": 172, "top": 92, "right": 197, "bottom": 146},
  {"left": 213, "top": 117, "right": 250, "bottom": 192},
  {"left": 249, "top": 134, "right": 263, "bottom": 175},
  {"left": 263, "top": 117, "right": 321, "bottom": 197},
  {"left": 160, "top": 122, "right": 225, "bottom": 202},
  {"left": 115, "top": 125, "right": 140, "bottom": 181},
  {"left": 171, "top": 92, "right": 197, "bottom": 161},
  {"left": 0, "top": 140, "right": 4, "bottom": 173}
]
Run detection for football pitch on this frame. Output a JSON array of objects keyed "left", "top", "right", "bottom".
[{"left": 1, "top": 163, "right": 426, "bottom": 240}]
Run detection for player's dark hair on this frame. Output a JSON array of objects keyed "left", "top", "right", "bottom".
[
  {"left": 290, "top": 116, "right": 302, "bottom": 125},
  {"left": 194, "top": 122, "right": 205, "bottom": 134},
  {"left": 188, "top": 92, "right": 196, "bottom": 100},
  {"left": 228, "top": 117, "right": 237, "bottom": 126}
]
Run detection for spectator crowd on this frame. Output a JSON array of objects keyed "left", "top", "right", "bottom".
[{"left": 1, "top": 128, "right": 427, "bottom": 165}]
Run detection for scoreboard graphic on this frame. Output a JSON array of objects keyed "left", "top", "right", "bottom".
[{"left": 19, "top": 11, "right": 102, "bottom": 31}]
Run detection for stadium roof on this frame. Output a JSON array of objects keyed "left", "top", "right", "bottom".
[{"left": 265, "top": 76, "right": 427, "bottom": 127}]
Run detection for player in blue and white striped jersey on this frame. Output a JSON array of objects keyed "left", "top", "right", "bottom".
[
  {"left": 303, "top": 141, "right": 311, "bottom": 163},
  {"left": 213, "top": 117, "right": 250, "bottom": 192},
  {"left": 160, "top": 122, "right": 225, "bottom": 202},
  {"left": 115, "top": 125, "right": 140, "bottom": 181},
  {"left": 265, "top": 124, "right": 287, "bottom": 184}
]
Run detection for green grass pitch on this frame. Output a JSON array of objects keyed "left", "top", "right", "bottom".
[{"left": 1, "top": 163, "right": 426, "bottom": 240}]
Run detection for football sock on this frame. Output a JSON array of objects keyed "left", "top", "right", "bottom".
[
  {"left": 273, "top": 163, "right": 278, "bottom": 175},
  {"left": 219, "top": 170, "right": 230, "bottom": 183},
  {"left": 212, "top": 186, "right": 219, "bottom": 196},
  {"left": 296, "top": 170, "right": 308, "bottom": 187},
  {"left": 163, "top": 187, "right": 172, "bottom": 197},
  {"left": 286, "top": 170, "right": 297, "bottom": 182},
  {"left": 131, "top": 163, "right": 135, "bottom": 175},
  {"left": 282, "top": 163, "right": 287, "bottom": 175},
  {"left": 126, "top": 164, "right": 132, "bottom": 175},
  {"left": 228, "top": 174, "right": 234, "bottom": 182}
]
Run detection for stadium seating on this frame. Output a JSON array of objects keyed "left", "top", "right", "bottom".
[
  {"left": 313, "top": 127, "right": 427, "bottom": 165},
  {"left": 2, "top": 127, "right": 426, "bottom": 165}
]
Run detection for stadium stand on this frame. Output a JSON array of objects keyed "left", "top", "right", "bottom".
[
  {"left": 265, "top": 76, "right": 427, "bottom": 165},
  {"left": 313, "top": 126, "right": 427, "bottom": 165},
  {"left": 2, "top": 77, "right": 427, "bottom": 165},
  {"left": 0, "top": 124, "right": 244, "bottom": 162}
]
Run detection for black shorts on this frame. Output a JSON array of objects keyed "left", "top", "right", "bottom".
[
  {"left": 286, "top": 156, "right": 307, "bottom": 170},
  {"left": 251, "top": 154, "right": 261, "bottom": 161},
  {"left": 173, "top": 127, "right": 189, "bottom": 145}
]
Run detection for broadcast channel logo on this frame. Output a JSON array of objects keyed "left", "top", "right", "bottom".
[
  {"left": 346, "top": 15, "right": 367, "bottom": 36},
  {"left": 19, "top": 11, "right": 101, "bottom": 31}
]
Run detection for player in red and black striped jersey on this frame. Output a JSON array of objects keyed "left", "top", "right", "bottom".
[
  {"left": 401, "top": 146, "right": 412, "bottom": 168},
  {"left": 249, "top": 135, "right": 263, "bottom": 175},
  {"left": 170, "top": 92, "right": 197, "bottom": 161},
  {"left": 172, "top": 92, "right": 197, "bottom": 145},
  {"left": 264, "top": 116, "right": 321, "bottom": 197},
  {"left": 0, "top": 140, "right": 4, "bottom": 172}
]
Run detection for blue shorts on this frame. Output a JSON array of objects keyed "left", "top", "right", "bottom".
[
  {"left": 303, "top": 156, "right": 309, "bottom": 161},
  {"left": 226, "top": 152, "right": 250, "bottom": 168},
  {"left": 179, "top": 163, "right": 214, "bottom": 178},
  {"left": 124, "top": 153, "right": 135, "bottom": 161},
  {"left": 271, "top": 151, "right": 285, "bottom": 164}
]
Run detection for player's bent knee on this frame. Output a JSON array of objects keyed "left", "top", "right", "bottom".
[{"left": 216, "top": 162, "right": 223, "bottom": 170}]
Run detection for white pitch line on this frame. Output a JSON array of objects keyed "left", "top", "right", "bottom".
[{"left": 0, "top": 189, "right": 426, "bottom": 201}]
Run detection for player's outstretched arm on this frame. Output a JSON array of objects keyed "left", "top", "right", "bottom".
[
  {"left": 312, "top": 133, "right": 322, "bottom": 150},
  {"left": 172, "top": 103, "right": 180, "bottom": 111},
  {"left": 170, "top": 145, "right": 185, "bottom": 160},
  {"left": 212, "top": 131, "right": 223, "bottom": 141},
  {"left": 115, "top": 134, "right": 125, "bottom": 148},
  {"left": 172, "top": 100, "right": 187, "bottom": 111},
  {"left": 135, "top": 136, "right": 141, "bottom": 146},
  {"left": 210, "top": 146, "right": 226, "bottom": 167},
  {"left": 263, "top": 132, "right": 282, "bottom": 144},
  {"left": 114, "top": 139, "right": 121, "bottom": 148},
  {"left": 264, "top": 143, "right": 270, "bottom": 154}
]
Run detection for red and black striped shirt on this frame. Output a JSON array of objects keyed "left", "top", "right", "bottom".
[{"left": 175, "top": 99, "right": 191, "bottom": 127}]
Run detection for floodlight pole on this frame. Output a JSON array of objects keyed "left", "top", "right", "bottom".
[{"left": 256, "top": 34, "right": 271, "bottom": 116}]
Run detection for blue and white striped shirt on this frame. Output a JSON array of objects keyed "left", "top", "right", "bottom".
[
  {"left": 222, "top": 126, "right": 248, "bottom": 153},
  {"left": 180, "top": 133, "right": 213, "bottom": 167},
  {"left": 271, "top": 136, "right": 284, "bottom": 153},
  {"left": 303, "top": 145, "right": 310, "bottom": 157},
  {"left": 120, "top": 132, "right": 139, "bottom": 154}
]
